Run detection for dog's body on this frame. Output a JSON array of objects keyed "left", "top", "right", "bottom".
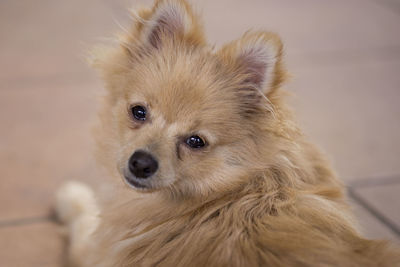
[{"left": 57, "top": 0, "right": 400, "bottom": 266}]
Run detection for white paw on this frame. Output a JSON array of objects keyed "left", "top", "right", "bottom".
[{"left": 56, "top": 181, "right": 99, "bottom": 225}]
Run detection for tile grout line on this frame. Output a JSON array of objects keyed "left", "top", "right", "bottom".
[
  {"left": 0, "top": 215, "right": 54, "bottom": 228},
  {"left": 0, "top": 74, "right": 98, "bottom": 92},
  {"left": 348, "top": 187, "right": 400, "bottom": 238},
  {"left": 348, "top": 175, "right": 400, "bottom": 189}
]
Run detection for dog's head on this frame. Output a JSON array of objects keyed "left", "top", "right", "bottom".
[{"left": 93, "top": 0, "right": 286, "bottom": 199}]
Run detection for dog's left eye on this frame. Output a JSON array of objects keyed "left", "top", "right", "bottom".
[
  {"left": 131, "top": 105, "right": 147, "bottom": 121},
  {"left": 186, "top": 135, "right": 206, "bottom": 149}
]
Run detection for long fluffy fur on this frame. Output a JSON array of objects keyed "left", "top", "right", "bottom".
[{"left": 58, "top": 0, "right": 400, "bottom": 266}]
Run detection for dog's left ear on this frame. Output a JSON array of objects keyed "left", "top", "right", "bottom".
[
  {"left": 218, "top": 32, "right": 284, "bottom": 95},
  {"left": 136, "top": 0, "right": 205, "bottom": 49}
]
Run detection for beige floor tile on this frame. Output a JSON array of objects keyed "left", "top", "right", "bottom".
[
  {"left": 352, "top": 180, "right": 400, "bottom": 230},
  {"left": 0, "top": 0, "right": 134, "bottom": 84},
  {"left": 0, "top": 81, "right": 101, "bottom": 221},
  {"left": 349, "top": 198, "right": 399, "bottom": 243},
  {"left": 190, "top": 0, "right": 400, "bottom": 53},
  {"left": 0, "top": 221, "right": 64, "bottom": 267},
  {"left": 286, "top": 59, "right": 400, "bottom": 182}
]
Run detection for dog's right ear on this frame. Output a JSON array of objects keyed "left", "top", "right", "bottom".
[
  {"left": 218, "top": 31, "right": 285, "bottom": 95},
  {"left": 132, "top": 0, "right": 205, "bottom": 49}
]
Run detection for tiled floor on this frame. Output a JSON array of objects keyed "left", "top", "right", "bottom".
[{"left": 0, "top": 0, "right": 399, "bottom": 266}]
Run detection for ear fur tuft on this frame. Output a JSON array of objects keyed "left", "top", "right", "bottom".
[
  {"left": 137, "top": 0, "right": 205, "bottom": 49},
  {"left": 219, "top": 32, "right": 284, "bottom": 95}
]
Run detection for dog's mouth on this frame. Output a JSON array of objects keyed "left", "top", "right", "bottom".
[
  {"left": 121, "top": 166, "right": 168, "bottom": 192},
  {"left": 120, "top": 164, "right": 151, "bottom": 190},
  {"left": 123, "top": 175, "right": 148, "bottom": 189}
]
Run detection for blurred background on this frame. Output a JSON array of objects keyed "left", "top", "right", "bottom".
[{"left": 0, "top": 0, "right": 399, "bottom": 265}]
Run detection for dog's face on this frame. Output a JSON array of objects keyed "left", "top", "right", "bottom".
[{"left": 94, "top": 0, "right": 285, "bottom": 198}]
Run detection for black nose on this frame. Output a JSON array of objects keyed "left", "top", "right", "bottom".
[{"left": 128, "top": 150, "right": 158, "bottom": 179}]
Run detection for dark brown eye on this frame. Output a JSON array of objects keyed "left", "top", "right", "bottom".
[
  {"left": 186, "top": 135, "right": 206, "bottom": 149},
  {"left": 131, "top": 105, "right": 147, "bottom": 121}
]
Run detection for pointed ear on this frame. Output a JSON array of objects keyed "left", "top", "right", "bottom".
[
  {"left": 218, "top": 32, "right": 284, "bottom": 94},
  {"left": 136, "top": 0, "right": 204, "bottom": 49}
]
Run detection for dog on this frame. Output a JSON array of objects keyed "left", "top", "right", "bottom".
[{"left": 56, "top": 0, "right": 400, "bottom": 266}]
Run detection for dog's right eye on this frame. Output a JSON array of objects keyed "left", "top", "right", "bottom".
[
  {"left": 185, "top": 135, "right": 206, "bottom": 149},
  {"left": 131, "top": 105, "right": 147, "bottom": 121}
]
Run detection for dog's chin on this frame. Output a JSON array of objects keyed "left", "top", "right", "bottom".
[{"left": 123, "top": 175, "right": 153, "bottom": 192}]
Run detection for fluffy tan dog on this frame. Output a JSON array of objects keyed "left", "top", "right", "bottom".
[{"left": 56, "top": 0, "right": 400, "bottom": 266}]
